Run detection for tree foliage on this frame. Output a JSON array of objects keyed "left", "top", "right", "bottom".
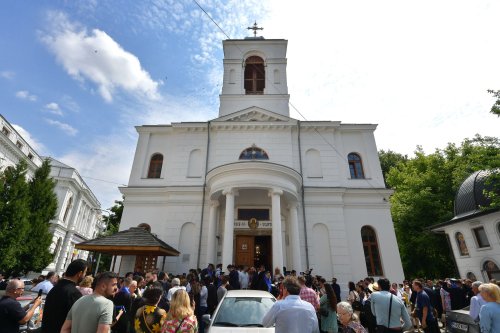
[
  {"left": 0, "top": 160, "right": 58, "bottom": 276},
  {"left": 487, "top": 89, "right": 500, "bottom": 117},
  {"left": 378, "top": 150, "right": 408, "bottom": 187},
  {"left": 383, "top": 135, "right": 500, "bottom": 279}
]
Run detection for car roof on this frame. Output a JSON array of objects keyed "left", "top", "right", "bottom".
[{"left": 224, "top": 290, "right": 275, "bottom": 298}]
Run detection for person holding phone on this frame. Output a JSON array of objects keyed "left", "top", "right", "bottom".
[{"left": 0, "top": 279, "right": 43, "bottom": 333}]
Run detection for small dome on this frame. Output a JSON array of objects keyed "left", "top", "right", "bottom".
[{"left": 454, "top": 170, "right": 496, "bottom": 217}]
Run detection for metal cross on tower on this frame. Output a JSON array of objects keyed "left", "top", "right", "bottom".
[{"left": 247, "top": 21, "right": 263, "bottom": 37}]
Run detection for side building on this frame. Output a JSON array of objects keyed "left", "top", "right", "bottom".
[
  {"left": 0, "top": 114, "right": 105, "bottom": 275},
  {"left": 431, "top": 170, "right": 500, "bottom": 282}
]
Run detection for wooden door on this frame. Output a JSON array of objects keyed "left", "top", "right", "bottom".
[
  {"left": 235, "top": 236, "right": 254, "bottom": 267},
  {"left": 134, "top": 255, "right": 157, "bottom": 273}
]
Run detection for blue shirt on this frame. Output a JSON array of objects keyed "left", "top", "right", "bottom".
[
  {"left": 370, "top": 291, "right": 412, "bottom": 330},
  {"left": 479, "top": 302, "right": 500, "bottom": 333},
  {"left": 415, "top": 290, "right": 435, "bottom": 322},
  {"left": 469, "top": 294, "right": 486, "bottom": 321},
  {"left": 262, "top": 295, "right": 319, "bottom": 333}
]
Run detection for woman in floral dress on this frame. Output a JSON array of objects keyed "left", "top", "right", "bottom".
[
  {"left": 134, "top": 286, "right": 167, "bottom": 333},
  {"left": 162, "top": 289, "right": 198, "bottom": 333}
]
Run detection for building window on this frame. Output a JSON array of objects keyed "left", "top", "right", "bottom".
[
  {"left": 348, "top": 153, "right": 365, "bottom": 179},
  {"left": 455, "top": 232, "right": 469, "bottom": 256},
  {"left": 28, "top": 153, "right": 34, "bottom": 160},
  {"left": 63, "top": 197, "right": 73, "bottom": 222},
  {"left": 244, "top": 56, "right": 265, "bottom": 94},
  {"left": 483, "top": 260, "right": 500, "bottom": 280},
  {"left": 466, "top": 272, "right": 477, "bottom": 281},
  {"left": 238, "top": 208, "right": 270, "bottom": 221},
  {"left": 1, "top": 126, "right": 10, "bottom": 136},
  {"left": 147, "top": 153, "right": 163, "bottom": 178},
  {"left": 473, "top": 227, "right": 490, "bottom": 248},
  {"left": 361, "top": 226, "right": 383, "bottom": 276},
  {"left": 239, "top": 146, "right": 269, "bottom": 160},
  {"left": 16, "top": 141, "right": 23, "bottom": 149}
]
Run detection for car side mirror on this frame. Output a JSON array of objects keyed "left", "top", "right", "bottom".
[{"left": 202, "top": 314, "right": 211, "bottom": 325}]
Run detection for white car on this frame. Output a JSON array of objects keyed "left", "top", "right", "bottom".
[{"left": 203, "top": 289, "right": 276, "bottom": 332}]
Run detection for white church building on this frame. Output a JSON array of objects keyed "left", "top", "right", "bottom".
[{"left": 117, "top": 36, "right": 405, "bottom": 284}]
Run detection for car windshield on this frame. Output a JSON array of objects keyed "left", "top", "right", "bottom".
[{"left": 213, "top": 297, "right": 275, "bottom": 327}]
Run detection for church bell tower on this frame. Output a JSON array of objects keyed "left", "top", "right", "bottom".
[{"left": 218, "top": 29, "right": 290, "bottom": 118}]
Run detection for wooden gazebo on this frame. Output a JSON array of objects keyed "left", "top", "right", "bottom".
[{"left": 76, "top": 227, "right": 180, "bottom": 273}]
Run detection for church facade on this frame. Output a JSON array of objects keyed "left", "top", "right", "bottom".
[{"left": 117, "top": 37, "right": 405, "bottom": 284}]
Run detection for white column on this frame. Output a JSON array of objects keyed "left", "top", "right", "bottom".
[
  {"left": 270, "top": 188, "right": 284, "bottom": 272},
  {"left": 222, "top": 189, "right": 235, "bottom": 269},
  {"left": 206, "top": 200, "right": 219, "bottom": 265},
  {"left": 288, "top": 202, "right": 302, "bottom": 272}
]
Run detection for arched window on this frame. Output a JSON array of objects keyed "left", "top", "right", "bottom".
[
  {"left": 147, "top": 153, "right": 163, "bottom": 178},
  {"left": 63, "top": 196, "right": 73, "bottom": 222},
  {"left": 361, "top": 226, "right": 383, "bottom": 276},
  {"left": 455, "top": 232, "right": 469, "bottom": 256},
  {"left": 348, "top": 153, "right": 365, "bottom": 179},
  {"left": 239, "top": 146, "right": 269, "bottom": 160},
  {"left": 466, "top": 272, "right": 477, "bottom": 281},
  {"left": 483, "top": 260, "right": 500, "bottom": 280},
  {"left": 244, "top": 56, "right": 265, "bottom": 94}
]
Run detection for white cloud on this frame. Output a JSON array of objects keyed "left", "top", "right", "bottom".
[
  {"left": 56, "top": 133, "right": 132, "bottom": 208},
  {"left": 40, "top": 11, "right": 160, "bottom": 103},
  {"left": 1, "top": 71, "right": 15, "bottom": 79},
  {"left": 11, "top": 124, "right": 48, "bottom": 155},
  {"left": 45, "top": 119, "right": 78, "bottom": 136},
  {"left": 15, "top": 90, "right": 37, "bottom": 101},
  {"left": 44, "top": 102, "right": 63, "bottom": 116}
]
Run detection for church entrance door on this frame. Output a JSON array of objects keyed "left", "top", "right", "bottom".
[{"left": 235, "top": 235, "right": 272, "bottom": 270}]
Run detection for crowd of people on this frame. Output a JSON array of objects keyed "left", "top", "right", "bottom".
[{"left": 1, "top": 262, "right": 500, "bottom": 333}]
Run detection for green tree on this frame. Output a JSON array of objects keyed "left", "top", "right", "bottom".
[
  {"left": 378, "top": 150, "right": 408, "bottom": 187},
  {"left": 0, "top": 162, "right": 31, "bottom": 275},
  {"left": 385, "top": 135, "right": 500, "bottom": 278},
  {"left": 487, "top": 89, "right": 500, "bottom": 117},
  {"left": 18, "top": 160, "right": 58, "bottom": 273},
  {"left": 94, "top": 198, "right": 124, "bottom": 273}
]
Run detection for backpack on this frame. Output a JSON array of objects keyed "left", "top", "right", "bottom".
[{"left": 359, "top": 298, "right": 377, "bottom": 333}]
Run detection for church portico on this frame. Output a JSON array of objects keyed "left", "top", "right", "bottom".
[{"left": 205, "top": 160, "right": 303, "bottom": 272}]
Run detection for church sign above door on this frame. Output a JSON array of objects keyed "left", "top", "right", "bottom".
[{"left": 234, "top": 218, "right": 272, "bottom": 229}]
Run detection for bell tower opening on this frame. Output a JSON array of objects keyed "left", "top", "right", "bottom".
[{"left": 244, "top": 56, "right": 265, "bottom": 94}]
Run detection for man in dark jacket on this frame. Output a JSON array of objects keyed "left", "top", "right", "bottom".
[
  {"left": 227, "top": 265, "right": 241, "bottom": 290},
  {"left": 41, "top": 259, "right": 87, "bottom": 333},
  {"left": 113, "top": 277, "right": 135, "bottom": 333}
]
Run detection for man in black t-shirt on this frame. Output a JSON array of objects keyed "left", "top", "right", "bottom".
[
  {"left": 41, "top": 259, "right": 87, "bottom": 333},
  {"left": 0, "top": 279, "right": 42, "bottom": 333}
]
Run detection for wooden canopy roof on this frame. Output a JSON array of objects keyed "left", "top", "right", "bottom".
[{"left": 75, "top": 227, "right": 180, "bottom": 256}]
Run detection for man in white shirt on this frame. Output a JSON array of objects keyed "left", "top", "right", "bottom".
[
  {"left": 469, "top": 281, "right": 487, "bottom": 321},
  {"left": 31, "top": 271, "right": 57, "bottom": 294},
  {"left": 166, "top": 278, "right": 186, "bottom": 302},
  {"left": 239, "top": 266, "right": 249, "bottom": 289},
  {"left": 263, "top": 276, "right": 319, "bottom": 333}
]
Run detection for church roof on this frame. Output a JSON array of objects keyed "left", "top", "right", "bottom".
[
  {"left": 75, "top": 227, "right": 180, "bottom": 256},
  {"left": 430, "top": 170, "right": 499, "bottom": 231}
]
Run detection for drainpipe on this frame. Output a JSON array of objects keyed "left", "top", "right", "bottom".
[
  {"left": 197, "top": 121, "right": 211, "bottom": 268},
  {"left": 297, "top": 120, "right": 310, "bottom": 269}
]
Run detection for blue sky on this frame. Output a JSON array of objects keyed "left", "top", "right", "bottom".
[{"left": 1, "top": 0, "right": 499, "bottom": 208}]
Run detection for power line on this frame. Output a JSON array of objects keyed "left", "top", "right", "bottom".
[{"left": 81, "top": 175, "right": 127, "bottom": 186}]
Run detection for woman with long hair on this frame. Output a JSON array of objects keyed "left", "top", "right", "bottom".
[
  {"left": 162, "top": 289, "right": 198, "bottom": 333},
  {"left": 76, "top": 275, "right": 93, "bottom": 295},
  {"left": 320, "top": 283, "right": 338, "bottom": 333},
  {"left": 134, "top": 285, "right": 167, "bottom": 333}
]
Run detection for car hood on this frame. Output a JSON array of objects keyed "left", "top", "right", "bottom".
[{"left": 208, "top": 328, "right": 274, "bottom": 333}]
